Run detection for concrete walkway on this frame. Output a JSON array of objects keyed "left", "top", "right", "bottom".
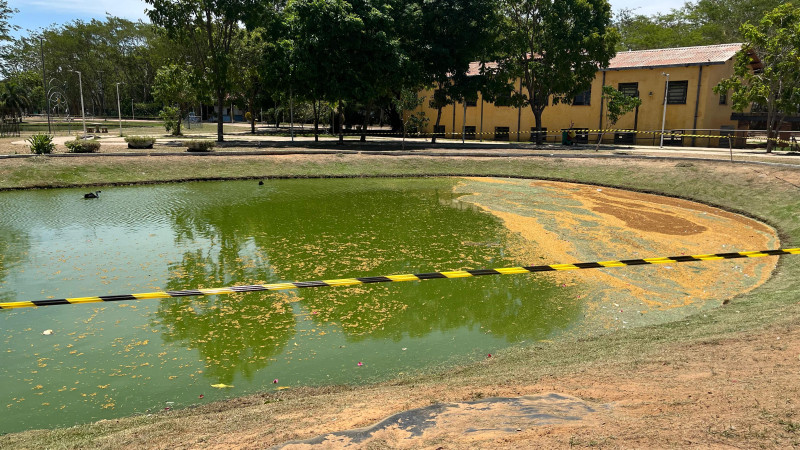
[{"left": 7, "top": 128, "right": 800, "bottom": 166}]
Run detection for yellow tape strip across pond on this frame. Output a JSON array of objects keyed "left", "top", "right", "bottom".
[
  {"left": 298, "top": 128, "right": 794, "bottom": 145},
  {"left": 1, "top": 248, "right": 798, "bottom": 310}
]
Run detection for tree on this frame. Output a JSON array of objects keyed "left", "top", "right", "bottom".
[
  {"left": 614, "top": 0, "right": 787, "bottom": 51},
  {"left": 152, "top": 64, "right": 197, "bottom": 135},
  {"left": 230, "top": 28, "right": 269, "bottom": 135},
  {"left": 393, "top": 88, "right": 427, "bottom": 150},
  {"left": 715, "top": 3, "right": 800, "bottom": 153},
  {"left": 285, "top": 0, "right": 367, "bottom": 144},
  {"left": 0, "top": 80, "right": 30, "bottom": 120},
  {"left": 595, "top": 85, "right": 642, "bottom": 150},
  {"left": 4, "top": 18, "right": 170, "bottom": 119},
  {"left": 498, "top": 0, "right": 619, "bottom": 144},
  {"left": 0, "top": 0, "right": 17, "bottom": 43},
  {"left": 414, "top": 0, "right": 498, "bottom": 143},
  {"left": 614, "top": 7, "right": 703, "bottom": 51},
  {"left": 146, "top": 0, "right": 255, "bottom": 142}
]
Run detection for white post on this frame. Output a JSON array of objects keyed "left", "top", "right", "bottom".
[
  {"left": 660, "top": 72, "right": 670, "bottom": 148},
  {"left": 74, "top": 70, "right": 87, "bottom": 137},
  {"left": 116, "top": 82, "right": 123, "bottom": 136}
]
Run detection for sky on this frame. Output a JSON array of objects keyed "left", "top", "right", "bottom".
[{"left": 7, "top": 0, "right": 680, "bottom": 38}]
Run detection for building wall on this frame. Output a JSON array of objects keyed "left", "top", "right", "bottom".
[{"left": 414, "top": 59, "right": 739, "bottom": 144}]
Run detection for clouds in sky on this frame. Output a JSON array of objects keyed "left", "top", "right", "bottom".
[{"left": 12, "top": 0, "right": 149, "bottom": 18}]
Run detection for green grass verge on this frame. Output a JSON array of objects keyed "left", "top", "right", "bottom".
[{"left": 1, "top": 153, "right": 799, "bottom": 448}]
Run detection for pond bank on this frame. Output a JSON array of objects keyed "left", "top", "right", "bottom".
[{"left": 2, "top": 153, "right": 800, "bottom": 448}]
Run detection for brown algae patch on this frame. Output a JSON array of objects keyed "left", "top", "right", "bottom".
[{"left": 455, "top": 178, "right": 780, "bottom": 332}]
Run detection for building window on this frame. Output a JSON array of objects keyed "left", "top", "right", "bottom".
[
  {"left": 433, "top": 125, "right": 445, "bottom": 137},
  {"left": 667, "top": 80, "right": 689, "bottom": 104},
  {"left": 495, "top": 126, "right": 510, "bottom": 141},
  {"left": 618, "top": 82, "right": 639, "bottom": 98},
  {"left": 573, "top": 87, "right": 591, "bottom": 105},
  {"left": 719, "top": 92, "right": 727, "bottom": 105},
  {"left": 464, "top": 126, "right": 476, "bottom": 139}
]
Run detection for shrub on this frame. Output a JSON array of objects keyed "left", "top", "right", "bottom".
[
  {"left": 65, "top": 139, "right": 101, "bottom": 153},
  {"left": 27, "top": 134, "right": 55, "bottom": 154},
  {"left": 186, "top": 140, "right": 215, "bottom": 152},
  {"left": 125, "top": 136, "right": 156, "bottom": 149},
  {"left": 159, "top": 106, "right": 180, "bottom": 135}
]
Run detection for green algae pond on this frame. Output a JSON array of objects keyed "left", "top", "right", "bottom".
[{"left": 0, "top": 177, "right": 778, "bottom": 433}]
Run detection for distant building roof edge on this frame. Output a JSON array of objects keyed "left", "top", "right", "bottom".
[{"left": 607, "top": 43, "right": 743, "bottom": 70}]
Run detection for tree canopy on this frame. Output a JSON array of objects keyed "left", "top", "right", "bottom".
[
  {"left": 1, "top": 0, "right": 792, "bottom": 146},
  {"left": 146, "top": 0, "right": 259, "bottom": 142},
  {"left": 615, "top": 0, "right": 787, "bottom": 50},
  {"left": 715, "top": 3, "right": 800, "bottom": 152},
  {"left": 498, "top": 0, "right": 619, "bottom": 143}
]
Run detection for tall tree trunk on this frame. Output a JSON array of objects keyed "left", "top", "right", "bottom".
[
  {"left": 313, "top": 100, "right": 319, "bottom": 142},
  {"left": 249, "top": 98, "right": 256, "bottom": 134},
  {"left": 361, "top": 103, "right": 370, "bottom": 142},
  {"left": 216, "top": 91, "right": 224, "bottom": 142},
  {"left": 175, "top": 105, "right": 183, "bottom": 136},
  {"left": 532, "top": 108, "right": 544, "bottom": 145},
  {"left": 337, "top": 103, "right": 344, "bottom": 145},
  {"left": 431, "top": 106, "right": 443, "bottom": 143}
]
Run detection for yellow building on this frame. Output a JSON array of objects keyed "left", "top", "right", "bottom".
[{"left": 415, "top": 43, "right": 747, "bottom": 146}]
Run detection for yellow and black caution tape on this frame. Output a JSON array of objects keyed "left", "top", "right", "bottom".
[
  {"left": 1, "top": 248, "right": 798, "bottom": 310},
  {"left": 315, "top": 128, "right": 793, "bottom": 145}
]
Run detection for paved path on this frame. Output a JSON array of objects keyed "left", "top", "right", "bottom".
[{"left": 7, "top": 129, "right": 800, "bottom": 166}]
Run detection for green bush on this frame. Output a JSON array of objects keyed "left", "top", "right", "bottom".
[
  {"left": 27, "top": 134, "right": 55, "bottom": 154},
  {"left": 65, "top": 139, "right": 101, "bottom": 153},
  {"left": 159, "top": 106, "right": 180, "bottom": 135},
  {"left": 124, "top": 136, "right": 156, "bottom": 149},
  {"left": 186, "top": 140, "right": 215, "bottom": 152}
]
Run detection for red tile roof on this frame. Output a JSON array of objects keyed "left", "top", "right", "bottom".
[
  {"left": 466, "top": 61, "right": 499, "bottom": 76},
  {"left": 462, "top": 43, "right": 746, "bottom": 76},
  {"left": 607, "top": 43, "right": 743, "bottom": 70}
]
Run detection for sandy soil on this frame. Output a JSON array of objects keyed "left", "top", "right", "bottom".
[
  {"left": 454, "top": 178, "right": 779, "bottom": 334},
  {"left": 264, "top": 321, "right": 800, "bottom": 449}
]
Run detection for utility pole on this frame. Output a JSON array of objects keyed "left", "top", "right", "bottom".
[
  {"left": 660, "top": 72, "right": 670, "bottom": 148},
  {"left": 116, "top": 82, "right": 124, "bottom": 136},
  {"left": 73, "top": 70, "right": 87, "bottom": 137},
  {"left": 40, "top": 37, "right": 51, "bottom": 135}
]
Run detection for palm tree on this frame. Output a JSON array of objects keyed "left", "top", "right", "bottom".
[{"left": 0, "top": 81, "right": 30, "bottom": 121}]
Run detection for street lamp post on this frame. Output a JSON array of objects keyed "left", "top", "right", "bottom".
[
  {"left": 116, "top": 82, "right": 124, "bottom": 136},
  {"left": 660, "top": 72, "right": 670, "bottom": 148},
  {"left": 72, "top": 70, "right": 87, "bottom": 137},
  {"left": 40, "top": 38, "right": 51, "bottom": 135}
]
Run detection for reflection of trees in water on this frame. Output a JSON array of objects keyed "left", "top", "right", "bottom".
[
  {"left": 0, "top": 225, "right": 29, "bottom": 303},
  {"left": 156, "top": 249, "right": 294, "bottom": 384},
  {"left": 157, "top": 179, "right": 581, "bottom": 370},
  {"left": 301, "top": 273, "right": 578, "bottom": 343}
]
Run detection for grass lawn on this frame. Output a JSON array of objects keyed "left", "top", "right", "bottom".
[{"left": 1, "top": 153, "right": 799, "bottom": 448}]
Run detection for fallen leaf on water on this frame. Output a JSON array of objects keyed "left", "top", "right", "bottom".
[{"left": 211, "top": 383, "right": 234, "bottom": 389}]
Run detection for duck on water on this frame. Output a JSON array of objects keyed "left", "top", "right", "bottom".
[{"left": 83, "top": 191, "right": 101, "bottom": 199}]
